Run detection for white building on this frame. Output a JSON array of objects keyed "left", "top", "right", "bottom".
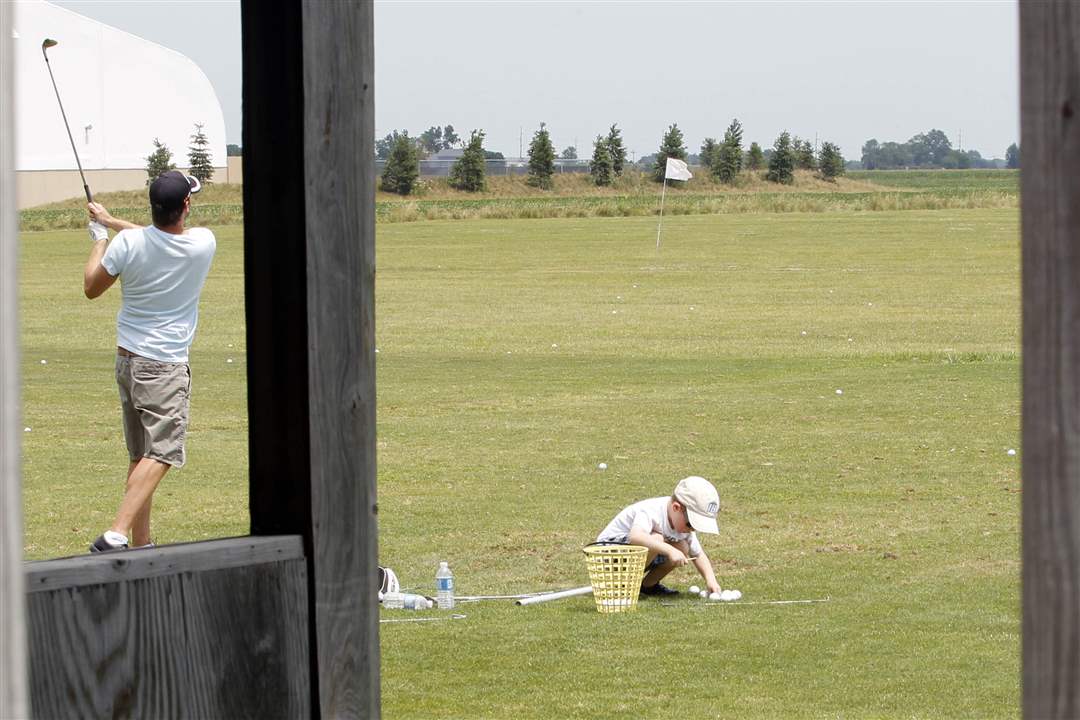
[{"left": 12, "top": 0, "right": 233, "bottom": 207}]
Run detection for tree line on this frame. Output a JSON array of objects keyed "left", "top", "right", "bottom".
[
  {"left": 638, "top": 121, "right": 845, "bottom": 187},
  {"left": 380, "top": 120, "right": 846, "bottom": 196},
  {"left": 861, "top": 130, "right": 1019, "bottom": 170}
]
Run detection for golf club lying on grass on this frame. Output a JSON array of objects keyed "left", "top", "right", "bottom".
[{"left": 41, "top": 38, "right": 92, "bottom": 203}]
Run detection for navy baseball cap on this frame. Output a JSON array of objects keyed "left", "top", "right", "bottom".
[{"left": 149, "top": 170, "right": 201, "bottom": 212}]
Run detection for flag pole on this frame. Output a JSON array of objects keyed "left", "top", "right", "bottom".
[{"left": 656, "top": 177, "right": 668, "bottom": 250}]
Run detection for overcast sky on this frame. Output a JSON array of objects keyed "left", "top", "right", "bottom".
[{"left": 50, "top": 0, "right": 1019, "bottom": 161}]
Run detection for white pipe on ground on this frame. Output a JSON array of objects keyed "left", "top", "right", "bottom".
[{"left": 515, "top": 585, "right": 593, "bottom": 606}]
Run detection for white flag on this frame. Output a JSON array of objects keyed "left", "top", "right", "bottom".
[{"left": 665, "top": 157, "right": 693, "bottom": 181}]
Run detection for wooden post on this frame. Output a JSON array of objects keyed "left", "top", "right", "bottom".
[
  {"left": 302, "top": 2, "right": 379, "bottom": 715},
  {"left": 0, "top": 0, "right": 29, "bottom": 715},
  {"left": 243, "top": 1, "right": 379, "bottom": 716},
  {"left": 1021, "top": 2, "right": 1080, "bottom": 717}
]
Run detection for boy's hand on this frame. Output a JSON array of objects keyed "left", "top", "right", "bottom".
[
  {"left": 706, "top": 581, "right": 722, "bottom": 595},
  {"left": 666, "top": 547, "right": 689, "bottom": 566}
]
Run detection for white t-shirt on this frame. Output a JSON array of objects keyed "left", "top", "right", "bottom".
[
  {"left": 101, "top": 225, "right": 216, "bottom": 363},
  {"left": 596, "top": 496, "right": 704, "bottom": 558}
]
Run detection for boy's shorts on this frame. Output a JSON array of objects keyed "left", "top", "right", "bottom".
[
  {"left": 115, "top": 353, "right": 190, "bottom": 467},
  {"left": 595, "top": 537, "right": 668, "bottom": 572}
]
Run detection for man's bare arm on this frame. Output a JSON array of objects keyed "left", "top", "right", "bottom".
[
  {"left": 89, "top": 201, "right": 140, "bottom": 231},
  {"left": 84, "top": 237, "right": 117, "bottom": 299}
]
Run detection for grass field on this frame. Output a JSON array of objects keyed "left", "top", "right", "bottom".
[
  {"left": 19, "top": 196, "right": 1019, "bottom": 716},
  {"left": 19, "top": 168, "right": 1019, "bottom": 230},
  {"left": 847, "top": 168, "right": 1019, "bottom": 191}
]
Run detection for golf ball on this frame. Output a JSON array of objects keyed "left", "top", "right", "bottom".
[
  {"left": 40, "top": 359, "right": 47, "bottom": 365},
  {"left": 709, "top": 592, "right": 721, "bottom": 601},
  {"left": 688, "top": 585, "right": 700, "bottom": 595},
  {"left": 598, "top": 463, "right": 607, "bottom": 470},
  {"left": 836, "top": 389, "right": 843, "bottom": 395},
  {"left": 699, "top": 590, "right": 708, "bottom": 599},
  {"left": 1007, "top": 448, "right": 1016, "bottom": 456}
]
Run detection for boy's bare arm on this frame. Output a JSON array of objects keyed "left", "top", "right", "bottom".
[
  {"left": 692, "top": 550, "right": 721, "bottom": 594},
  {"left": 628, "top": 526, "right": 689, "bottom": 566}
]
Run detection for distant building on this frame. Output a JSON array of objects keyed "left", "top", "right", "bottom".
[
  {"left": 430, "top": 148, "right": 464, "bottom": 161},
  {"left": 13, "top": 0, "right": 234, "bottom": 207}
]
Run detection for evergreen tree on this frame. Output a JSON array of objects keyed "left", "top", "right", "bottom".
[
  {"left": 145, "top": 138, "right": 177, "bottom": 185},
  {"left": 589, "top": 134, "right": 614, "bottom": 186},
  {"left": 699, "top": 138, "right": 719, "bottom": 171},
  {"left": 561, "top": 146, "right": 578, "bottom": 160},
  {"left": 380, "top": 132, "right": 420, "bottom": 195},
  {"left": 766, "top": 131, "right": 795, "bottom": 184},
  {"left": 606, "top": 124, "right": 627, "bottom": 176},
  {"left": 746, "top": 142, "right": 764, "bottom": 171},
  {"left": 1005, "top": 142, "right": 1020, "bottom": 169},
  {"left": 527, "top": 122, "right": 556, "bottom": 189},
  {"left": 187, "top": 123, "right": 215, "bottom": 184},
  {"left": 652, "top": 123, "right": 687, "bottom": 183},
  {"left": 817, "top": 141, "right": 845, "bottom": 180},
  {"left": 723, "top": 118, "right": 743, "bottom": 169},
  {"left": 711, "top": 119, "right": 744, "bottom": 184},
  {"left": 449, "top": 129, "right": 487, "bottom": 192}
]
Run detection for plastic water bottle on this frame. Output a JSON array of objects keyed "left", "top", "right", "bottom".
[
  {"left": 404, "top": 593, "right": 432, "bottom": 610},
  {"left": 436, "top": 561, "right": 454, "bottom": 609},
  {"left": 382, "top": 592, "right": 432, "bottom": 610}
]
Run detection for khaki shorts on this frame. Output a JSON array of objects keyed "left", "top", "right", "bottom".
[{"left": 115, "top": 354, "right": 191, "bottom": 467}]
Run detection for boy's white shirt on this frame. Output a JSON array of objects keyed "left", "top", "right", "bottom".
[{"left": 597, "top": 496, "right": 704, "bottom": 558}]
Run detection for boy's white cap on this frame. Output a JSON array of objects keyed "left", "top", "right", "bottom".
[{"left": 674, "top": 476, "right": 720, "bottom": 534}]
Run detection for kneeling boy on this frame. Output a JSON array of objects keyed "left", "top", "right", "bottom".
[{"left": 596, "top": 475, "right": 722, "bottom": 597}]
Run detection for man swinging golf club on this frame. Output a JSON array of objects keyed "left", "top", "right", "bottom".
[{"left": 84, "top": 171, "right": 216, "bottom": 552}]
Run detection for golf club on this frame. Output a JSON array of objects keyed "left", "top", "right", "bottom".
[{"left": 41, "top": 38, "right": 92, "bottom": 203}]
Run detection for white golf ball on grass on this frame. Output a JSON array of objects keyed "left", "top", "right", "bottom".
[
  {"left": 688, "top": 585, "right": 700, "bottom": 595},
  {"left": 709, "top": 592, "right": 721, "bottom": 601},
  {"left": 699, "top": 590, "right": 708, "bottom": 599},
  {"left": 598, "top": 462, "right": 607, "bottom": 470}
]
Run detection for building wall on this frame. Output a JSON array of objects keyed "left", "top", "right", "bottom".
[
  {"left": 12, "top": 1, "right": 227, "bottom": 182},
  {"left": 16, "top": 156, "right": 240, "bottom": 208}
]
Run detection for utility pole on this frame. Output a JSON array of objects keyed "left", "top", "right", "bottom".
[{"left": 519, "top": 127, "right": 523, "bottom": 161}]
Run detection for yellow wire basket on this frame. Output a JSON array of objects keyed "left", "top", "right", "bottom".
[{"left": 582, "top": 543, "right": 648, "bottom": 614}]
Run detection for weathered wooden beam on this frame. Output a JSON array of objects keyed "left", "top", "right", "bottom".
[
  {"left": 242, "top": 1, "right": 379, "bottom": 716},
  {"left": 0, "top": 0, "right": 29, "bottom": 715},
  {"left": 1021, "top": 1, "right": 1080, "bottom": 717},
  {"left": 25, "top": 535, "right": 304, "bottom": 592},
  {"left": 27, "top": 556, "right": 310, "bottom": 719},
  {"left": 302, "top": 1, "right": 379, "bottom": 717}
]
